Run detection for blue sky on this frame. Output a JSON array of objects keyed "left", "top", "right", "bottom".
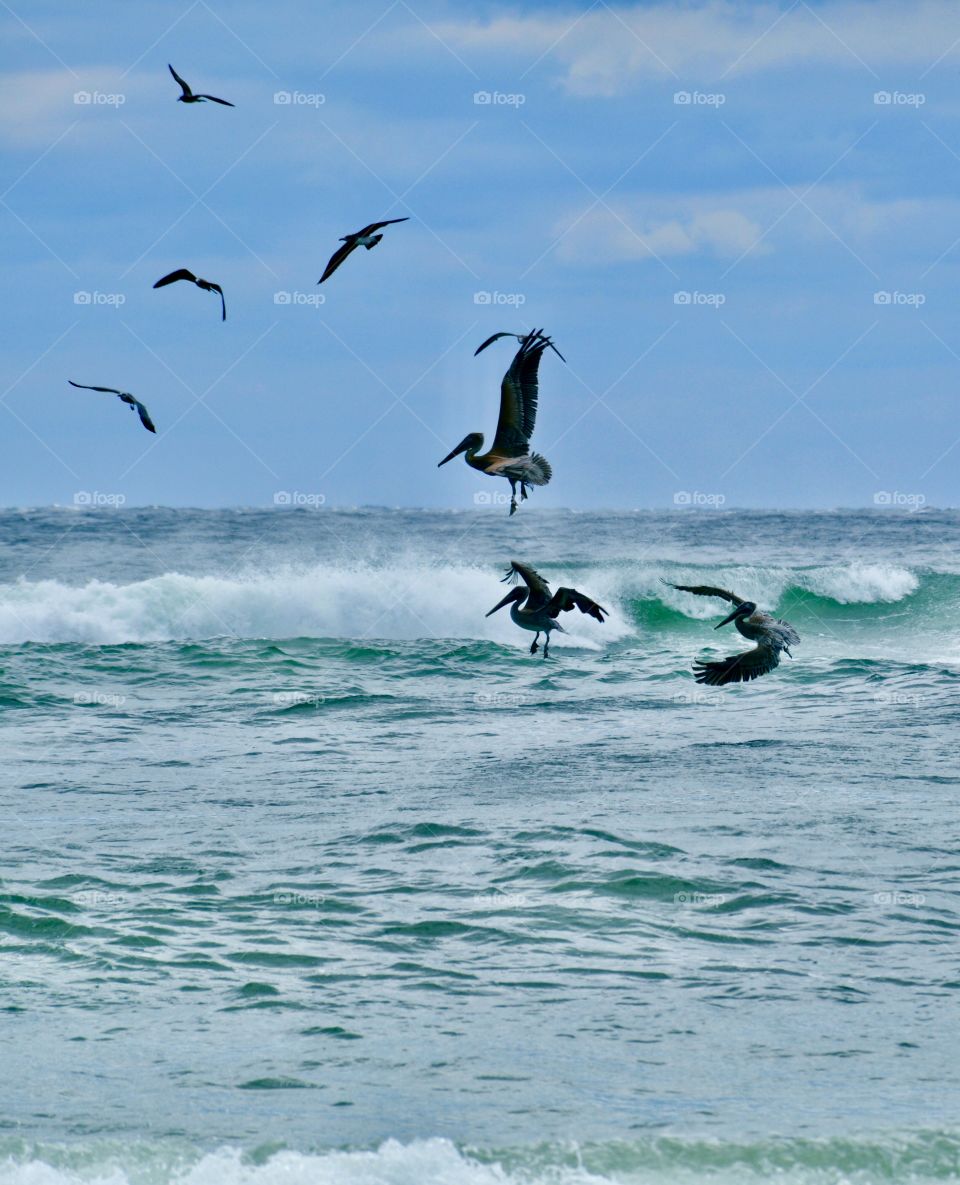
[{"left": 3, "top": 0, "right": 960, "bottom": 509}]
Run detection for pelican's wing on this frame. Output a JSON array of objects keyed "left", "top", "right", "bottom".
[
  {"left": 196, "top": 93, "right": 235, "bottom": 106},
  {"left": 132, "top": 399, "right": 157, "bottom": 434},
  {"left": 153, "top": 268, "right": 196, "bottom": 288},
  {"left": 318, "top": 240, "right": 358, "bottom": 283},
  {"left": 208, "top": 282, "right": 226, "bottom": 321},
  {"left": 168, "top": 64, "right": 192, "bottom": 97},
  {"left": 753, "top": 612, "right": 800, "bottom": 650},
  {"left": 663, "top": 580, "right": 744, "bottom": 606},
  {"left": 504, "top": 560, "right": 552, "bottom": 610},
  {"left": 69, "top": 380, "right": 125, "bottom": 396},
  {"left": 491, "top": 330, "right": 559, "bottom": 455},
  {"left": 547, "top": 587, "right": 607, "bottom": 622},
  {"left": 475, "top": 330, "right": 566, "bottom": 362},
  {"left": 357, "top": 217, "right": 409, "bottom": 236},
  {"left": 693, "top": 641, "right": 784, "bottom": 686}
]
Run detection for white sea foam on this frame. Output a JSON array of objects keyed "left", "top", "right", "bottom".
[{"left": 0, "top": 564, "right": 628, "bottom": 647}]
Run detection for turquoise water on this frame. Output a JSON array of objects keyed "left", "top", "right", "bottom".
[{"left": 2, "top": 508, "right": 959, "bottom": 1184}]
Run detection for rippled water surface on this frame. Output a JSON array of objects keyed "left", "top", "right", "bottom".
[{"left": 2, "top": 508, "right": 959, "bottom": 1183}]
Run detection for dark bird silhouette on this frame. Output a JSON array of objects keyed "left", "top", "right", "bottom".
[
  {"left": 168, "top": 64, "right": 234, "bottom": 106},
  {"left": 68, "top": 381, "right": 156, "bottom": 434},
  {"left": 663, "top": 581, "right": 800, "bottom": 685},
  {"left": 438, "top": 329, "right": 561, "bottom": 515},
  {"left": 317, "top": 218, "right": 409, "bottom": 283},
  {"left": 153, "top": 268, "right": 226, "bottom": 321},
  {"left": 486, "top": 561, "right": 607, "bottom": 657}
]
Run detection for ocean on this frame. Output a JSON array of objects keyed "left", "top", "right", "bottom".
[{"left": 2, "top": 506, "right": 959, "bottom": 1184}]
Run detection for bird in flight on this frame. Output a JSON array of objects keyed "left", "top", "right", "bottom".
[
  {"left": 317, "top": 218, "right": 409, "bottom": 283},
  {"left": 68, "top": 381, "right": 156, "bottom": 434},
  {"left": 438, "top": 329, "right": 561, "bottom": 515},
  {"left": 168, "top": 64, "right": 234, "bottom": 106},
  {"left": 663, "top": 581, "right": 800, "bottom": 685},
  {"left": 486, "top": 561, "right": 607, "bottom": 657},
  {"left": 153, "top": 268, "right": 226, "bottom": 322}
]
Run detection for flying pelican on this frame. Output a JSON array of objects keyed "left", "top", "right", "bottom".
[
  {"left": 663, "top": 581, "right": 800, "bottom": 685},
  {"left": 68, "top": 380, "right": 156, "bottom": 434},
  {"left": 486, "top": 561, "right": 607, "bottom": 657},
  {"left": 153, "top": 268, "right": 226, "bottom": 321},
  {"left": 168, "top": 64, "right": 234, "bottom": 106},
  {"left": 317, "top": 218, "right": 410, "bottom": 283},
  {"left": 438, "top": 328, "right": 560, "bottom": 515}
]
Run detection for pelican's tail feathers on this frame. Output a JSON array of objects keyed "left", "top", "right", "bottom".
[{"left": 527, "top": 453, "right": 552, "bottom": 486}]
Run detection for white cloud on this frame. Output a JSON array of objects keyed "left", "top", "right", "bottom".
[{"left": 431, "top": 1, "right": 960, "bottom": 95}]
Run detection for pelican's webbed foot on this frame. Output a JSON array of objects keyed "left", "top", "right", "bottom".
[{"left": 530, "top": 635, "right": 539, "bottom": 654}]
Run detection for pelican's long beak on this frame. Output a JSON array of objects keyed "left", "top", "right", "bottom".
[
  {"left": 485, "top": 591, "right": 516, "bottom": 616},
  {"left": 438, "top": 439, "right": 468, "bottom": 468},
  {"left": 715, "top": 607, "right": 741, "bottom": 629}
]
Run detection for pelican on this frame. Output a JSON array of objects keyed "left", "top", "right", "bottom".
[
  {"left": 486, "top": 561, "right": 607, "bottom": 657},
  {"left": 663, "top": 581, "right": 800, "bottom": 685},
  {"left": 168, "top": 64, "right": 234, "bottom": 106},
  {"left": 153, "top": 268, "right": 226, "bottom": 321},
  {"left": 317, "top": 218, "right": 409, "bottom": 283},
  {"left": 68, "top": 381, "right": 156, "bottom": 433},
  {"left": 438, "top": 329, "right": 560, "bottom": 515}
]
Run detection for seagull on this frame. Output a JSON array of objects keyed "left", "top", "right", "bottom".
[
  {"left": 438, "top": 329, "right": 561, "bottom": 515},
  {"left": 663, "top": 581, "right": 800, "bottom": 685},
  {"left": 486, "top": 561, "right": 607, "bottom": 657},
  {"left": 317, "top": 218, "right": 409, "bottom": 283},
  {"left": 153, "top": 268, "right": 226, "bottom": 321},
  {"left": 68, "top": 381, "right": 156, "bottom": 434},
  {"left": 168, "top": 64, "right": 234, "bottom": 106}
]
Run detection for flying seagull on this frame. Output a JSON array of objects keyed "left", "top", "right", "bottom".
[
  {"left": 317, "top": 218, "right": 409, "bottom": 283},
  {"left": 663, "top": 581, "right": 800, "bottom": 686},
  {"left": 438, "top": 329, "right": 561, "bottom": 515},
  {"left": 486, "top": 561, "right": 607, "bottom": 657},
  {"left": 68, "top": 380, "right": 156, "bottom": 434},
  {"left": 168, "top": 64, "right": 234, "bottom": 106},
  {"left": 153, "top": 268, "right": 226, "bottom": 321}
]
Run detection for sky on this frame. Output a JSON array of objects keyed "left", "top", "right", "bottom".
[{"left": 3, "top": 0, "right": 960, "bottom": 510}]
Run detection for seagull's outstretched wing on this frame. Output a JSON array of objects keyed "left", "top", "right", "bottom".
[
  {"left": 693, "top": 642, "right": 784, "bottom": 686},
  {"left": 356, "top": 217, "right": 409, "bottom": 236},
  {"left": 153, "top": 268, "right": 197, "bottom": 288},
  {"left": 207, "top": 282, "right": 226, "bottom": 321},
  {"left": 475, "top": 330, "right": 566, "bottom": 362},
  {"left": 168, "top": 64, "right": 192, "bottom": 98},
  {"left": 662, "top": 580, "right": 745, "bottom": 606},
  {"left": 69, "top": 380, "right": 125, "bottom": 396},
  {"left": 119, "top": 394, "right": 157, "bottom": 434},
  {"left": 196, "top": 93, "right": 234, "bottom": 106},
  {"left": 547, "top": 587, "right": 607, "bottom": 622},
  {"left": 318, "top": 240, "right": 358, "bottom": 283}
]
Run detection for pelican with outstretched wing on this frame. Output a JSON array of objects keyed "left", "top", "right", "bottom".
[
  {"left": 487, "top": 560, "right": 606, "bottom": 657},
  {"left": 663, "top": 580, "right": 799, "bottom": 686},
  {"left": 438, "top": 329, "right": 561, "bottom": 515}
]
